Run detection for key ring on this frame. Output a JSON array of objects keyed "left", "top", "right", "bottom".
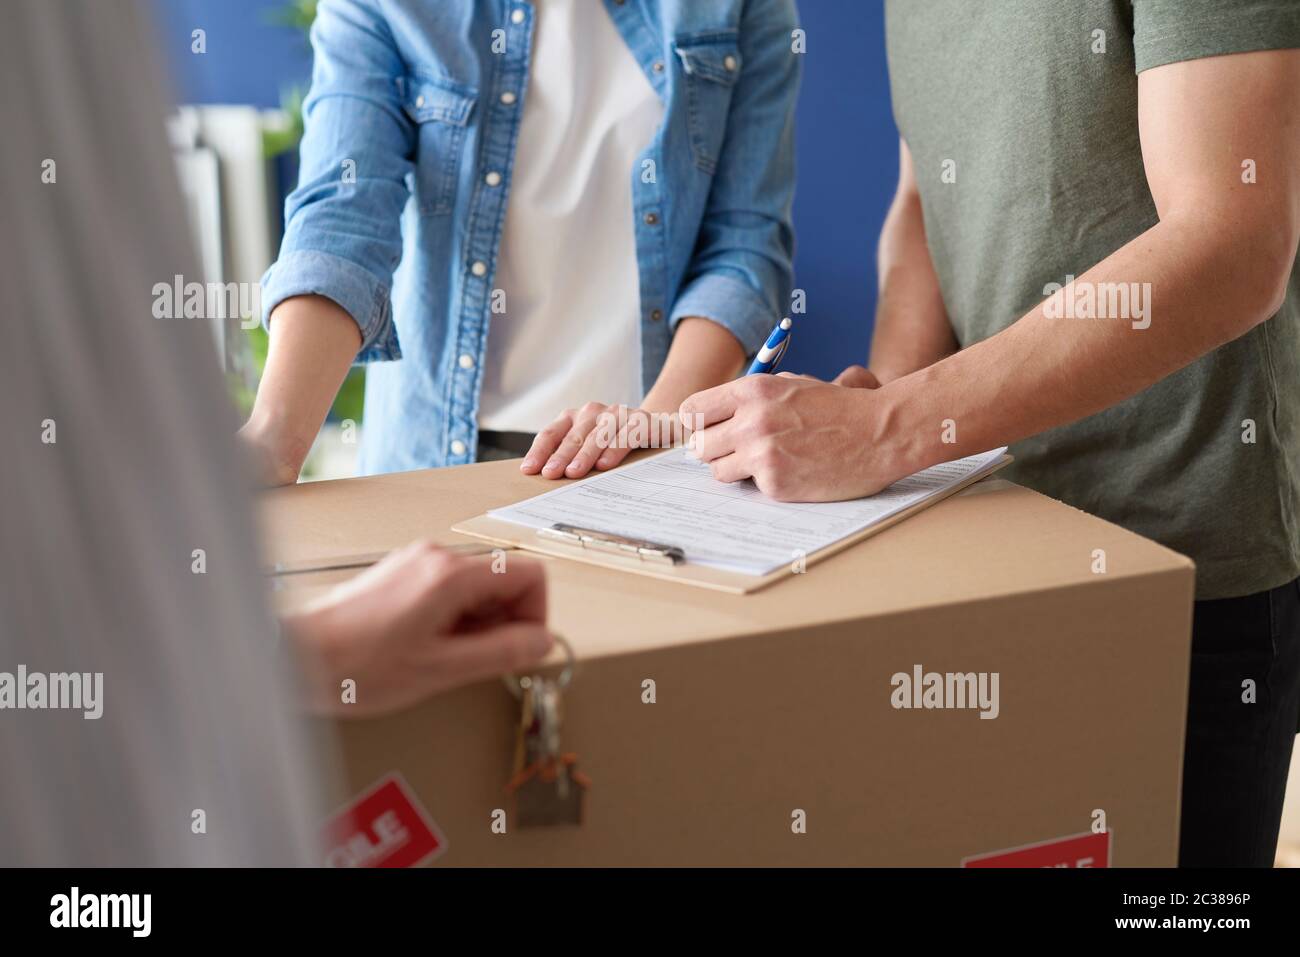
[{"left": 502, "top": 633, "right": 575, "bottom": 698}]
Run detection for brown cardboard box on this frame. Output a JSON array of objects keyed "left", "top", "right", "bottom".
[{"left": 261, "top": 457, "right": 1195, "bottom": 866}]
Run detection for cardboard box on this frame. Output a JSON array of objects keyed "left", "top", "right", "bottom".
[{"left": 261, "top": 458, "right": 1195, "bottom": 866}]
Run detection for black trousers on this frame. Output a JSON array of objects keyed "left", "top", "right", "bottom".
[{"left": 1179, "top": 576, "right": 1300, "bottom": 866}]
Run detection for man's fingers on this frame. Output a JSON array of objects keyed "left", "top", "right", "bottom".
[
  {"left": 679, "top": 380, "right": 744, "bottom": 429},
  {"left": 833, "top": 365, "right": 881, "bottom": 389},
  {"left": 521, "top": 411, "right": 574, "bottom": 473},
  {"left": 433, "top": 621, "right": 555, "bottom": 689},
  {"left": 690, "top": 418, "right": 738, "bottom": 463},
  {"left": 708, "top": 451, "right": 752, "bottom": 485}
]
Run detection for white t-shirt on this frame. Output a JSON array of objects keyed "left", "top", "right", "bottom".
[{"left": 477, "top": 0, "right": 664, "bottom": 433}]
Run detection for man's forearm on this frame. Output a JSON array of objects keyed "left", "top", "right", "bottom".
[
  {"left": 881, "top": 47, "right": 1300, "bottom": 479},
  {"left": 641, "top": 316, "right": 745, "bottom": 414},
  {"left": 880, "top": 214, "right": 1293, "bottom": 476},
  {"left": 241, "top": 295, "right": 362, "bottom": 482}
]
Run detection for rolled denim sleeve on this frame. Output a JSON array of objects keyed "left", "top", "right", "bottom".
[
  {"left": 260, "top": 0, "right": 416, "bottom": 361},
  {"left": 260, "top": 249, "right": 398, "bottom": 361},
  {"left": 669, "top": 0, "right": 801, "bottom": 355}
]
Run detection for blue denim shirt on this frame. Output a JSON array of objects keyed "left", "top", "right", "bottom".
[{"left": 261, "top": 0, "right": 800, "bottom": 473}]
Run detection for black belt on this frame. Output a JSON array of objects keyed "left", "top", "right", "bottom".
[{"left": 477, "top": 429, "right": 537, "bottom": 457}]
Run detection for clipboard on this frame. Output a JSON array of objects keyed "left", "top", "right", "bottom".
[{"left": 452, "top": 453, "right": 1013, "bottom": 595}]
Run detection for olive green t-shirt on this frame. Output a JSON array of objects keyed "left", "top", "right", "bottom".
[{"left": 884, "top": 0, "right": 1300, "bottom": 599}]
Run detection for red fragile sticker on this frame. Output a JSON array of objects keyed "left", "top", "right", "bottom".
[
  {"left": 321, "top": 773, "right": 447, "bottom": 868},
  {"left": 961, "top": 830, "right": 1112, "bottom": 868}
]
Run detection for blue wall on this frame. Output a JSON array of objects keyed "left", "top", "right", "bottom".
[
  {"left": 153, "top": 0, "right": 898, "bottom": 380},
  {"left": 153, "top": 0, "right": 312, "bottom": 110},
  {"left": 789, "top": 2, "right": 897, "bottom": 378}
]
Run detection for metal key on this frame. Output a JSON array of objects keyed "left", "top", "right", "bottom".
[{"left": 504, "top": 638, "right": 589, "bottom": 827}]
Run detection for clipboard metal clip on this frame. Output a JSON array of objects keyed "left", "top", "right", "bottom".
[{"left": 538, "top": 523, "right": 686, "bottom": 566}]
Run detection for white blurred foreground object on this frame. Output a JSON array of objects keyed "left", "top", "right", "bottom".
[{"left": 0, "top": 0, "right": 328, "bottom": 865}]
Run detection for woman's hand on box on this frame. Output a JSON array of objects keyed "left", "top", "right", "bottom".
[
  {"left": 282, "top": 541, "right": 553, "bottom": 716},
  {"left": 521, "top": 403, "right": 682, "bottom": 480}
]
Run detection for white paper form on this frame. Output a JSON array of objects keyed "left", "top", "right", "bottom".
[{"left": 488, "top": 446, "right": 1009, "bottom": 576}]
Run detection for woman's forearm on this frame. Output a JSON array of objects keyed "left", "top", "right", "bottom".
[
  {"left": 641, "top": 316, "right": 745, "bottom": 414},
  {"left": 239, "top": 295, "right": 362, "bottom": 484}
]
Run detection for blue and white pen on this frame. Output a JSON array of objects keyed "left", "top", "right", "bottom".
[{"left": 746, "top": 317, "right": 793, "bottom": 374}]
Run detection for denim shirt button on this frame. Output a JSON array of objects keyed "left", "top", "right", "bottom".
[
  {"left": 471, "top": 260, "right": 487, "bottom": 277},
  {"left": 450, "top": 439, "right": 467, "bottom": 456},
  {"left": 650, "top": 309, "right": 663, "bottom": 322},
  {"left": 485, "top": 171, "right": 502, "bottom": 187},
  {"left": 643, "top": 211, "right": 659, "bottom": 226},
  {"left": 458, "top": 353, "right": 475, "bottom": 369}
]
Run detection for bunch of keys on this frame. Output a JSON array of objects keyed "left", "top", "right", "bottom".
[{"left": 504, "top": 635, "right": 590, "bottom": 827}]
